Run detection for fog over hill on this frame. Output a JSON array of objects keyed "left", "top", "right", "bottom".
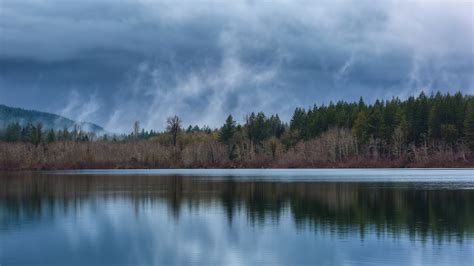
[{"left": 0, "top": 104, "right": 106, "bottom": 135}]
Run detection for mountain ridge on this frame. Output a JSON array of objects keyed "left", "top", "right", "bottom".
[{"left": 0, "top": 104, "right": 106, "bottom": 134}]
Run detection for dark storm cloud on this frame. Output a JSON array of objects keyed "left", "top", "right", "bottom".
[{"left": 0, "top": 0, "right": 473, "bottom": 132}]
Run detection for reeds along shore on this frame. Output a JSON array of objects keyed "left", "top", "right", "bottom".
[{"left": 0, "top": 128, "right": 472, "bottom": 170}]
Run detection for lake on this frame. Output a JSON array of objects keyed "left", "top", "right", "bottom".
[{"left": 1, "top": 169, "right": 473, "bottom": 265}]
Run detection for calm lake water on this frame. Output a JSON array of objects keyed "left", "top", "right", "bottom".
[{"left": 1, "top": 169, "right": 473, "bottom": 265}]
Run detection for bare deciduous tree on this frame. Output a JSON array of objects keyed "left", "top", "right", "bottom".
[{"left": 166, "top": 115, "right": 182, "bottom": 147}]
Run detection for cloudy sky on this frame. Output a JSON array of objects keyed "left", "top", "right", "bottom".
[{"left": 0, "top": 0, "right": 473, "bottom": 132}]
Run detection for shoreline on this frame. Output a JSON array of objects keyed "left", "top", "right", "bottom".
[
  {"left": 1, "top": 140, "right": 473, "bottom": 171},
  {"left": 2, "top": 160, "right": 473, "bottom": 171}
]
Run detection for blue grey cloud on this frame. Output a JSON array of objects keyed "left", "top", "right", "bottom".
[{"left": 0, "top": 0, "right": 473, "bottom": 132}]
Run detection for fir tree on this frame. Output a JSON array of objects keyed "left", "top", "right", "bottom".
[
  {"left": 464, "top": 98, "right": 474, "bottom": 150},
  {"left": 219, "top": 115, "right": 236, "bottom": 145}
]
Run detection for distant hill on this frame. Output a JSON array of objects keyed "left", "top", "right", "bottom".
[{"left": 0, "top": 104, "right": 106, "bottom": 135}]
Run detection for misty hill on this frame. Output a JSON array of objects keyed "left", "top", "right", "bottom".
[{"left": 0, "top": 104, "right": 106, "bottom": 134}]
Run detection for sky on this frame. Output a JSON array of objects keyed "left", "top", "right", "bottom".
[{"left": 0, "top": 0, "right": 473, "bottom": 133}]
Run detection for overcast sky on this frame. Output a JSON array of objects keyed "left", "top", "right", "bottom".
[{"left": 0, "top": 0, "right": 473, "bottom": 132}]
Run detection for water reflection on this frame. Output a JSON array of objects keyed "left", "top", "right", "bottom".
[{"left": 1, "top": 171, "right": 474, "bottom": 265}]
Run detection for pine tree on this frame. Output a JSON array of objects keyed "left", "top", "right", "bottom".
[
  {"left": 62, "top": 128, "right": 71, "bottom": 141},
  {"left": 253, "top": 112, "right": 270, "bottom": 144},
  {"left": 428, "top": 104, "right": 441, "bottom": 139},
  {"left": 290, "top": 108, "right": 307, "bottom": 140},
  {"left": 413, "top": 92, "right": 430, "bottom": 144},
  {"left": 441, "top": 124, "right": 457, "bottom": 145},
  {"left": 21, "top": 123, "right": 34, "bottom": 142},
  {"left": 353, "top": 111, "right": 368, "bottom": 144},
  {"left": 219, "top": 115, "right": 236, "bottom": 145},
  {"left": 464, "top": 98, "right": 474, "bottom": 150},
  {"left": 5, "top": 123, "right": 21, "bottom": 142},
  {"left": 186, "top": 125, "right": 193, "bottom": 133},
  {"left": 46, "top": 129, "right": 56, "bottom": 143},
  {"left": 30, "top": 123, "right": 43, "bottom": 146},
  {"left": 367, "top": 101, "right": 385, "bottom": 140}
]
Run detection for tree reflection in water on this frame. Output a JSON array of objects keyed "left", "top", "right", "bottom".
[{"left": 1, "top": 172, "right": 473, "bottom": 243}]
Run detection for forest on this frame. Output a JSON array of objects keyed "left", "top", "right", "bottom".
[{"left": 1, "top": 91, "right": 474, "bottom": 169}]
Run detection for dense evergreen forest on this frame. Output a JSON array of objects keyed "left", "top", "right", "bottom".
[{"left": 1, "top": 91, "right": 474, "bottom": 169}]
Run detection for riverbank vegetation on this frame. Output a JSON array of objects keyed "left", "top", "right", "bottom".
[{"left": 1, "top": 91, "right": 474, "bottom": 169}]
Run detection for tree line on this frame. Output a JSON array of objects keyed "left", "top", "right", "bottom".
[
  {"left": 1, "top": 91, "right": 474, "bottom": 169},
  {"left": 0, "top": 123, "right": 95, "bottom": 145},
  {"left": 289, "top": 91, "right": 474, "bottom": 156},
  {"left": 129, "top": 91, "right": 474, "bottom": 153}
]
